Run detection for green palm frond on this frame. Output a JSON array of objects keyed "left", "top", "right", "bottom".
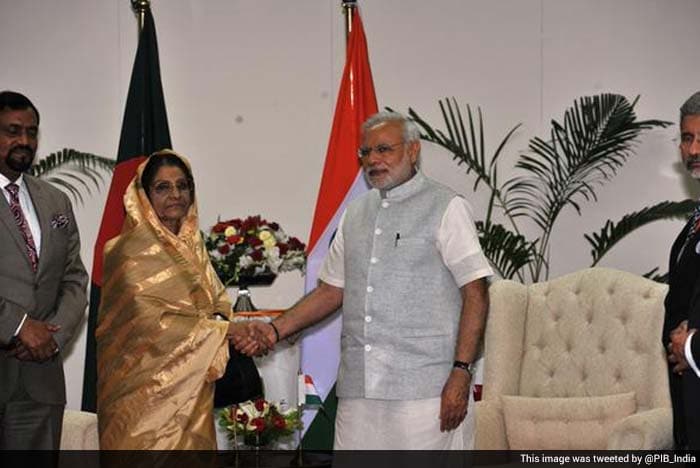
[
  {"left": 506, "top": 94, "right": 671, "bottom": 230},
  {"left": 586, "top": 199, "right": 695, "bottom": 266},
  {"left": 476, "top": 221, "right": 535, "bottom": 280},
  {"left": 504, "top": 94, "right": 671, "bottom": 279},
  {"left": 406, "top": 99, "right": 521, "bottom": 190},
  {"left": 505, "top": 95, "right": 672, "bottom": 230},
  {"left": 400, "top": 94, "right": 670, "bottom": 282},
  {"left": 29, "top": 148, "right": 115, "bottom": 204},
  {"left": 402, "top": 100, "right": 520, "bottom": 225},
  {"left": 642, "top": 267, "right": 669, "bottom": 284}
]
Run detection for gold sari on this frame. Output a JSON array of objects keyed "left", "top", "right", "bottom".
[{"left": 96, "top": 152, "right": 231, "bottom": 450}]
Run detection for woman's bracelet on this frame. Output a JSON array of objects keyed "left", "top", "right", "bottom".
[{"left": 269, "top": 321, "right": 281, "bottom": 343}]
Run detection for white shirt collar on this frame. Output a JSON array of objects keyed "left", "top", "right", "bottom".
[{"left": 0, "top": 172, "right": 25, "bottom": 191}]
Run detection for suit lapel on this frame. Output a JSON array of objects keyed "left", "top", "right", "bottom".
[{"left": 672, "top": 219, "right": 695, "bottom": 267}]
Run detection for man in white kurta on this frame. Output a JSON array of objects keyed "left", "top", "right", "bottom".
[{"left": 246, "top": 111, "right": 492, "bottom": 449}]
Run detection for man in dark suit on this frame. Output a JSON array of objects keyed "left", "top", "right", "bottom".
[
  {"left": 665, "top": 91, "right": 700, "bottom": 450},
  {"left": 0, "top": 91, "right": 88, "bottom": 449}
]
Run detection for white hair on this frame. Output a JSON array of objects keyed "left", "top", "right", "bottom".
[{"left": 361, "top": 110, "right": 420, "bottom": 143}]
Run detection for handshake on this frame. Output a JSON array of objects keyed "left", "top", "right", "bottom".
[{"left": 226, "top": 321, "right": 279, "bottom": 357}]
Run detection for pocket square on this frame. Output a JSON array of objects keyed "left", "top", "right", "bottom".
[{"left": 51, "top": 213, "right": 70, "bottom": 229}]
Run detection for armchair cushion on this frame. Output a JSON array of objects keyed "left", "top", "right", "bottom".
[
  {"left": 474, "top": 400, "right": 508, "bottom": 450},
  {"left": 502, "top": 392, "right": 636, "bottom": 450}
]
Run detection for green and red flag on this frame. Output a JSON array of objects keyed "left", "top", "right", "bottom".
[{"left": 81, "top": 8, "right": 172, "bottom": 411}]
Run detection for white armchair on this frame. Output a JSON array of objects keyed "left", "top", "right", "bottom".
[{"left": 475, "top": 267, "right": 673, "bottom": 450}]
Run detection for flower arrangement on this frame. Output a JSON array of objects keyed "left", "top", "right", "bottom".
[
  {"left": 206, "top": 215, "right": 306, "bottom": 286},
  {"left": 219, "top": 398, "right": 302, "bottom": 448}
]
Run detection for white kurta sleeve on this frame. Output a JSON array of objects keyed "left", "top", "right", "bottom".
[
  {"left": 318, "top": 211, "right": 346, "bottom": 288},
  {"left": 437, "top": 197, "right": 493, "bottom": 287}
]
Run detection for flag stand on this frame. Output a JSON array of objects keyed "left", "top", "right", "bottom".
[{"left": 291, "top": 372, "right": 308, "bottom": 467}]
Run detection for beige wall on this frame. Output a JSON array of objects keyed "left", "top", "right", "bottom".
[{"left": 1, "top": 0, "right": 698, "bottom": 409}]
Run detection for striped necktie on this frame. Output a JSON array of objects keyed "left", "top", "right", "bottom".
[
  {"left": 687, "top": 204, "right": 700, "bottom": 243},
  {"left": 5, "top": 183, "right": 39, "bottom": 272}
]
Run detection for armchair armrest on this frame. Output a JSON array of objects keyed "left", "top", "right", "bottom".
[
  {"left": 607, "top": 407, "right": 673, "bottom": 450},
  {"left": 474, "top": 400, "right": 509, "bottom": 450},
  {"left": 60, "top": 409, "right": 99, "bottom": 450}
]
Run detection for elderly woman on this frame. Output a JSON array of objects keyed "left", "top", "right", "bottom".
[{"left": 96, "top": 150, "right": 251, "bottom": 450}]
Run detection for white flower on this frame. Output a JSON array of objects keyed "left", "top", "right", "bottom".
[
  {"left": 224, "top": 226, "right": 237, "bottom": 237},
  {"left": 264, "top": 247, "right": 282, "bottom": 273},
  {"left": 238, "top": 255, "right": 254, "bottom": 269},
  {"left": 237, "top": 400, "right": 270, "bottom": 430},
  {"left": 274, "top": 230, "right": 289, "bottom": 243}
]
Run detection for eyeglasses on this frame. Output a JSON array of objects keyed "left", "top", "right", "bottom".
[
  {"left": 150, "top": 180, "right": 192, "bottom": 196},
  {"left": 0, "top": 124, "right": 38, "bottom": 140},
  {"left": 357, "top": 141, "right": 404, "bottom": 159}
]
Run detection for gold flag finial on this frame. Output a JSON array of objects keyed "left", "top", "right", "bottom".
[
  {"left": 342, "top": 0, "right": 357, "bottom": 43},
  {"left": 131, "top": 0, "right": 150, "bottom": 32}
]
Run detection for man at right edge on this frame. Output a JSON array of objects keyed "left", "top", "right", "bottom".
[{"left": 665, "top": 91, "right": 700, "bottom": 450}]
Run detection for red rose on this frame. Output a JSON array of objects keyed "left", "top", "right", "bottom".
[
  {"left": 247, "top": 237, "right": 263, "bottom": 248},
  {"left": 278, "top": 243, "right": 289, "bottom": 255},
  {"left": 231, "top": 218, "right": 242, "bottom": 229},
  {"left": 251, "top": 417, "right": 265, "bottom": 433},
  {"left": 227, "top": 235, "right": 242, "bottom": 245},
  {"left": 218, "top": 244, "right": 230, "bottom": 255},
  {"left": 236, "top": 412, "right": 249, "bottom": 424},
  {"left": 250, "top": 250, "right": 264, "bottom": 262},
  {"left": 288, "top": 237, "right": 305, "bottom": 251},
  {"left": 269, "top": 222, "right": 279, "bottom": 231},
  {"left": 242, "top": 215, "right": 261, "bottom": 233},
  {"left": 212, "top": 223, "right": 226, "bottom": 233},
  {"left": 272, "top": 415, "right": 286, "bottom": 430},
  {"left": 254, "top": 399, "right": 266, "bottom": 412}
]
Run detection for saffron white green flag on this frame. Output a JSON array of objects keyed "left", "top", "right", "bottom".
[
  {"left": 300, "top": 8, "right": 378, "bottom": 449},
  {"left": 298, "top": 374, "right": 323, "bottom": 407}
]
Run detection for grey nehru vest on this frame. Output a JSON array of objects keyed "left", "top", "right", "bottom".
[{"left": 337, "top": 171, "right": 464, "bottom": 400}]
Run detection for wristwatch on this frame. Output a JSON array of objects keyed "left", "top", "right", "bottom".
[{"left": 453, "top": 360, "right": 474, "bottom": 377}]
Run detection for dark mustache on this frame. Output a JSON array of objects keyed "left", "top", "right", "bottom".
[{"left": 10, "top": 145, "right": 34, "bottom": 155}]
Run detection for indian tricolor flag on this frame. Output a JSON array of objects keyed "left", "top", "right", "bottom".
[
  {"left": 300, "top": 9, "right": 378, "bottom": 449},
  {"left": 298, "top": 374, "right": 323, "bottom": 408}
]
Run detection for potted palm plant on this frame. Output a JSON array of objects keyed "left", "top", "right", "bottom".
[{"left": 404, "top": 94, "right": 689, "bottom": 282}]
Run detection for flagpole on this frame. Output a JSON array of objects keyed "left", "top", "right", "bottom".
[
  {"left": 343, "top": 0, "right": 357, "bottom": 44},
  {"left": 131, "top": 0, "right": 150, "bottom": 33},
  {"left": 292, "top": 372, "right": 305, "bottom": 466},
  {"left": 293, "top": 7, "right": 359, "bottom": 459}
]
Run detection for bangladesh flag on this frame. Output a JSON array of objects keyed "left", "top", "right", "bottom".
[{"left": 81, "top": 7, "right": 172, "bottom": 412}]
